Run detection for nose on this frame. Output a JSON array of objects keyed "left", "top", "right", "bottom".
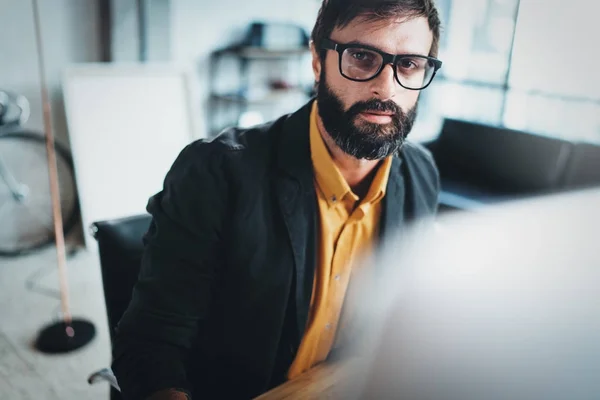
[{"left": 371, "top": 63, "right": 397, "bottom": 100}]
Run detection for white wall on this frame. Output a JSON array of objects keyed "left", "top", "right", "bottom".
[
  {"left": 170, "top": 0, "right": 321, "bottom": 137},
  {"left": 110, "top": 0, "right": 141, "bottom": 62},
  {"left": 510, "top": 0, "right": 600, "bottom": 100},
  {"left": 111, "top": 0, "right": 171, "bottom": 62},
  {"left": 504, "top": 0, "right": 600, "bottom": 141},
  {"left": 145, "top": 0, "right": 171, "bottom": 61},
  {"left": 0, "top": 0, "right": 101, "bottom": 147}
]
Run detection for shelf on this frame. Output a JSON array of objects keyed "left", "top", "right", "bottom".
[
  {"left": 208, "top": 39, "right": 312, "bottom": 139},
  {"left": 211, "top": 87, "right": 311, "bottom": 105},
  {"left": 213, "top": 46, "right": 310, "bottom": 59}
]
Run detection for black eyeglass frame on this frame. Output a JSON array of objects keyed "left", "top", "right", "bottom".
[{"left": 320, "top": 38, "right": 443, "bottom": 90}]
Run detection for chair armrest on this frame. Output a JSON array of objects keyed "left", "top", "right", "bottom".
[{"left": 88, "top": 367, "right": 121, "bottom": 392}]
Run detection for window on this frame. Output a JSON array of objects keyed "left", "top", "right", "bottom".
[{"left": 413, "top": 0, "right": 600, "bottom": 143}]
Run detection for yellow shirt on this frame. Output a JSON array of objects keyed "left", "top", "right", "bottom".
[{"left": 287, "top": 101, "right": 393, "bottom": 379}]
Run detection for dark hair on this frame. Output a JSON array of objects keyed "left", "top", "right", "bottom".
[{"left": 311, "top": 0, "right": 442, "bottom": 58}]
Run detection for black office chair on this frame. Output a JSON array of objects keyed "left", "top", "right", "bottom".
[{"left": 87, "top": 214, "right": 152, "bottom": 400}]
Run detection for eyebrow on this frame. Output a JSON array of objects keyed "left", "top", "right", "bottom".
[{"left": 342, "top": 40, "right": 429, "bottom": 57}]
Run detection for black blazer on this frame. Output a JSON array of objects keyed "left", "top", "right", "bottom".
[{"left": 111, "top": 100, "right": 440, "bottom": 400}]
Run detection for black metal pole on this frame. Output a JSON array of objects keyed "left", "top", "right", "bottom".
[
  {"left": 137, "top": 0, "right": 147, "bottom": 62},
  {"left": 98, "top": 0, "right": 111, "bottom": 62}
]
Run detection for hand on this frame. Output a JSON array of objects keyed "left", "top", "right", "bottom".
[{"left": 146, "top": 389, "right": 190, "bottom": 400}]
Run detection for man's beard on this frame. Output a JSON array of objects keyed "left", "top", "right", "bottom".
[{"left": 316, "top": 74, "right": 417, "bottom": 160}]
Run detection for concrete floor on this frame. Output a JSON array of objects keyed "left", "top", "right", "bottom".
[{"left": 0, "top": 243, "right": 111, "bottom": 399}]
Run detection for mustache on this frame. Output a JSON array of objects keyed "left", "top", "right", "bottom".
[{"left": 346, "top": 99, "right": 403, "bottom": 119}]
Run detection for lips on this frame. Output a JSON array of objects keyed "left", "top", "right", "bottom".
[
  {"left": 348, "top": 101, "right": 401, "bottom": 125},
  {"left": 359, "top": 111, "right": 395, "bottom": 124},
  {"left": 362, "top": 111, "right": 395, "bottom": 116}
]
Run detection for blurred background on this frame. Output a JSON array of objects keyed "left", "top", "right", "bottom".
[{"left": 0, "top": 0, "right": 598, "bottom": 399}]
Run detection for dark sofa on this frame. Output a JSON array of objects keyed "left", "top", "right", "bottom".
[{"left": 424, "top": 119, "right": 600, "bottom": 212}]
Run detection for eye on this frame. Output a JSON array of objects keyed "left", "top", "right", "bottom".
[
  {"left": 398, "top": 58, "right": 417, "bottom": 69},
  {"left": 343, "top": 48, "right": 381, "bottom": 72},
  {"left": 351, "top": 51, "right": 371, "bottom": 61}
]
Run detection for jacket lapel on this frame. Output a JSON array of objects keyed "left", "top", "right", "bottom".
[
  {"left": 381, "top": 142, "right": 439, "bottom": 240},
  {"left": 275, "top": 101, "right": 317, "bottom": 342},
  {"left": 380, "top": 156, "right": 406, "bottom": 240}
]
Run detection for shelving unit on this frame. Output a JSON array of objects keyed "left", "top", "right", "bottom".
[{"left": 207, "top": 45, "right": 313, "bottom": 136}]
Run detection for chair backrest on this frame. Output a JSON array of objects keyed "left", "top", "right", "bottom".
[{"left": 91, "top": 214, "right": 152, "bottom": 343}]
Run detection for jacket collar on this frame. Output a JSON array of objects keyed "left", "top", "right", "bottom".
[{"left": 276, "top": 99, "right": 315, "bottom": 190}]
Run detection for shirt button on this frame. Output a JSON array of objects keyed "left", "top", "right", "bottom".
[
  {"left": 334, "top": 274, "right": 341, "bottom": 281},
  {"left": 331, "top": 195, "right": 337, "bottom": 203},
  {"left": 325, "top": 323, "right": 332, "bottom": 330}
]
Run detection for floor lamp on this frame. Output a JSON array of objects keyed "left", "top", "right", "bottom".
[{"left": 30, "top": 0, "right": 96, "bottom": 353}]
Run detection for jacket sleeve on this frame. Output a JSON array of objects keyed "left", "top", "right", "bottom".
[{"left": 111, "top": 142, "right": 229, "bottom": 400}]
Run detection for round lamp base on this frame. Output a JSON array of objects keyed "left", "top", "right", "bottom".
[{"left": 35, "top": 319, "right": 96, "bottom": 353}]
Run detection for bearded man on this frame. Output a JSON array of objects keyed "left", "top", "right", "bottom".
[{"left": 112, "top": 1, "right": 443, "bottom": 398}]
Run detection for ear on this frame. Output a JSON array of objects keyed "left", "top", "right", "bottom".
[{"left": 310, "top": 41, "right": 322, "bottom": 83}]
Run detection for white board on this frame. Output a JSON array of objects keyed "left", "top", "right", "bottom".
[{"left": 62, "top": 63, "right": 196, "bottom": 249}]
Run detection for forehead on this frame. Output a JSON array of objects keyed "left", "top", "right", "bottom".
[{"left": 330, "top": 16, "right": 433, "bottom": 56}]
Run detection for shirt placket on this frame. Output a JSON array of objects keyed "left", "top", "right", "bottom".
[{"left": 319, "top": 205, "right": 364, "bottom": 357}]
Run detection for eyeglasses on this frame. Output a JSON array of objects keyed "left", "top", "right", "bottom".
[{"left": 320, "top": 38, "right": 443, "bottom": 90}]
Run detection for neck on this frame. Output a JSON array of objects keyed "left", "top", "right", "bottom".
[{"left": 316, "top": 113, "right": 381, "bottom": 196}]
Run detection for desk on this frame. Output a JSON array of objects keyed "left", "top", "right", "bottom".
[{"left": 255, "top": 360, "right": 358, "bottom": 399}]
